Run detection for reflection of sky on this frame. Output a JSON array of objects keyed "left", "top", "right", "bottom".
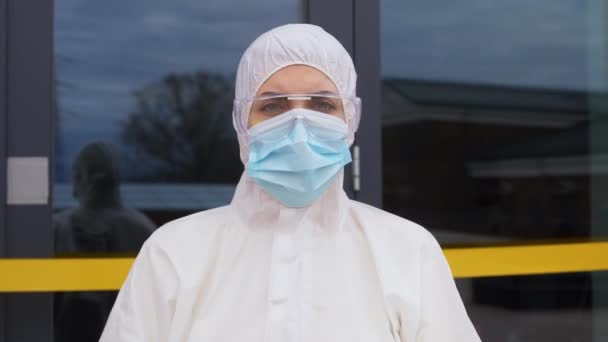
[
  {"left": 54, "top": 0, "right": 303, "bottom": 180},
  {"left": 382, "top": 0, "right": 604, "bottom": 91},
  {"left": 55, "top": 0, "right": 605, "bottom": 180}
]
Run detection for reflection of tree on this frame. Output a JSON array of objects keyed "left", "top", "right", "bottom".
[{"left": 121, "top": 72, "right": 241, "bottom": 183}]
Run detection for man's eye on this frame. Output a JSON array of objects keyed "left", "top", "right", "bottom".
[
  {"left": 312, "top": 100, "right": 337, "bottom": 113},
  {"left": 259, "top": 101, "right": 286, "bottom": 114}
]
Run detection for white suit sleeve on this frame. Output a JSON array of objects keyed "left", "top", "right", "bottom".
[
  {"left": 99, "top": 237, "right": 178, "bottom": 342},
  {"left": 414, "top": 236, "right": 481, "bottom": 342}
]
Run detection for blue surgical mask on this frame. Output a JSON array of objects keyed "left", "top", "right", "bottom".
[{"left": 247, "top": 108, "right": 352, "bottom": 207}]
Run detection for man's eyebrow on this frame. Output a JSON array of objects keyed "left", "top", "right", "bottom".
[
  {"left": 259, "top": 90, "right": 339, "bottom": 96},
  {"left": 259, "top": 91, "right": 282, "bottom": 96},
  {"left": 257, "top": 90, "right": 340, "bottom": 97},
  {"left": 313, "top": 90, "right": 339, "bottom": 95}
]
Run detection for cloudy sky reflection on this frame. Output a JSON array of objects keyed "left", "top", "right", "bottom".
[{"left": 54, "top": 0, "right": 605, "bottom": 180}]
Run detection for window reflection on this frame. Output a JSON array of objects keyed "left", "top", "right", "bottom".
[
  {"left": 381, "top": 0, "right": 608, "bottom": 244},
  {"left": 53, "top": 142, "right": 155, "bottom": 341},
  {"left": 53, "top": 142, "right": 155, "bottom": 256},
  {"left": 382, "top": 81, "right": 594, "bottom": 243},
  {"left": 381, "top": 0, "right": 608, "bottom": 340},
  {"left": 54, "top": 0, "right": 304, "bottom": 225},
  {"left": 53, "top": 0, "right": 304, "bottom": 340}
]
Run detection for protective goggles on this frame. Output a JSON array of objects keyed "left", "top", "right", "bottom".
[
  {"left": 233, "top": 93, "right": 361, "bottom": 137},
  {"left": 246, "top": 108, "right": 351, "bottom": 144}
]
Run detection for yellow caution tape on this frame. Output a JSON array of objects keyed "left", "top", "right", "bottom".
[
  {"left": 0, "top": 242, "right": 607, "bottom": 292},
  {"left": 0, "top": 258, "right": 134, "bottom": 292}
]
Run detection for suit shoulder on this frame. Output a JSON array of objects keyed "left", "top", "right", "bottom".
[
  {"left": 349, "top": 200, "right": 437, "bottom": 246},
  {"left": 146, "top": 205, "right": 233, "bottom": 249}
]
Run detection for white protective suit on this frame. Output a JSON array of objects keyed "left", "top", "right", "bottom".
[{"left": 100, "top": 24, "right": 481, "bottom": 342}]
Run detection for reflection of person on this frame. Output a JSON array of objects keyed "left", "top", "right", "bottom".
[
  {"left": 53, "top": 142, "right": 155, "bottom": 342},
  {"left": 101, "top": 24, "right": 481, "bottom": 342}
]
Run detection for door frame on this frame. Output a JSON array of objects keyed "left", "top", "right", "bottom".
[
  {"left": 309, "top": 0, "right": 383, "bottom": 207},
  {"left": 1, "top": 0, "right": 54, "bottom": 341}
]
